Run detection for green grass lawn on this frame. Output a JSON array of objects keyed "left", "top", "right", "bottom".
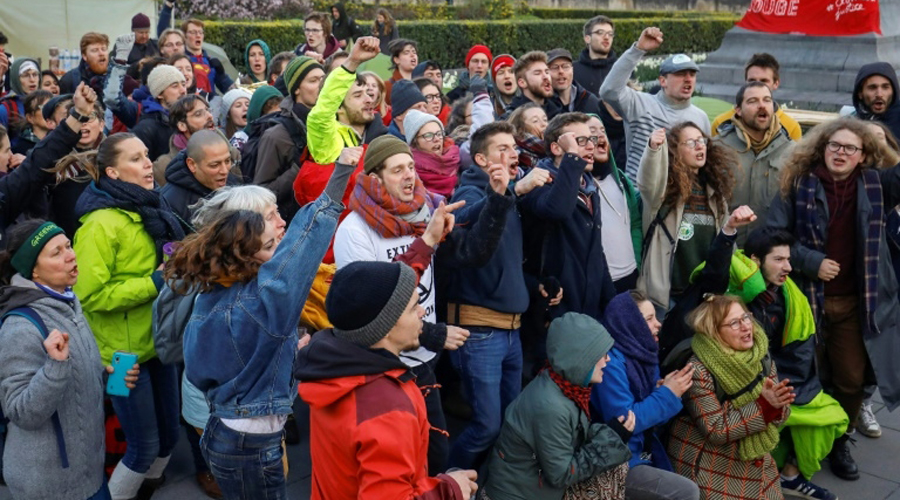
[{"left": 692, "top": 96, "right": 733, "bottom": 122}]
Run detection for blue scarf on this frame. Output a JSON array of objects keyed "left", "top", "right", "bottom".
[{"left": 602, "top": 292, "right": 658, "bottom": 400}]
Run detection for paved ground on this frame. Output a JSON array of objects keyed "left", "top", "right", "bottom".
[{"left": 2, "top": 393, "right": 898, "bottom": 499}]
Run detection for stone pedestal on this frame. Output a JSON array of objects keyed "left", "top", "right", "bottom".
[{"left": 698, "top": 0, "right": 900, "bottom": 111}]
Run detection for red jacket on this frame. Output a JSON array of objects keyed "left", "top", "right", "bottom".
[{"left": 296, "top": 331, "right": 463, "bottom": 500}]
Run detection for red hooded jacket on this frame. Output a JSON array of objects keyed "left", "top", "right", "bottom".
[{"left": 296, "top": 330, "right": 463, "bottom": 500}]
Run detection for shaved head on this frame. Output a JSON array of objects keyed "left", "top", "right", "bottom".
[{"left": 186, "top": 129, "right": 229, "bottom": 163}]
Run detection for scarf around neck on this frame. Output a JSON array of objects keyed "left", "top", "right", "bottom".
[
  {"left": 692, "top": 326, "right": 780, "bottom": 460},
  {"left": 731, "top": 110, "right": 782, "bottom": 155},
  {"left": 547, "top": 364, "right": 591, "bottom": 417},
  {"left": 794, "top": 168, "right": 882, "bottom": 336},
  {"left": 411, "top": 141, "right": 460, "bottom": 199},
  {"left": 349, "top": 172, "right": 442, "bottom": 238},
  {"left": 75, "top": 178, "right": 186, "bottom": 259}
]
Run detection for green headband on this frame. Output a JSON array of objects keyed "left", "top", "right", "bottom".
[{"left": 11, "top": 222, "right": 66, "bottom": 280}]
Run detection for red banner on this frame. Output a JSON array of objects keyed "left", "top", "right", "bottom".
[{"left": 737, "top": 0, "right": 881, "bottom": 36}]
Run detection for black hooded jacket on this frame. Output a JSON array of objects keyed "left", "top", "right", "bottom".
[
  {"left": 573, "top": 47, "right": 618, "bottom": 96},
  {"left": 331, "top": 3, "right": 365, "bottom": 46},
  {"left": 294, "top": 329, "right": 412, "bottom": 383},
  {"left": 853, "top": 62, "right": 900, "bottom": 141},
  {"left": 159, "top": 149, "right": 241, "bottom": 225}
]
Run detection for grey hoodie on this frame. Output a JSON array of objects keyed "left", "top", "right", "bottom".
[{"left": 0, "top": 275, "right": 106, "bottom": 500}]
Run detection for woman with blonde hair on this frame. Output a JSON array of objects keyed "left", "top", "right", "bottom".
[
  {"left": 667, "top": 295, "right": 793, "bottom": 499},
  {"left": 638, "top": 122, "right": 737, "bottom": 310},
  {"left": 768, "top": 117, "right": 900, "bottom": 479}
]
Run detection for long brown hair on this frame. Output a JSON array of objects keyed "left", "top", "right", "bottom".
[
  {"left": 663, "top": 121, "right": 736, "bottom": 214},
  {"left": 164, "top": 210, "right": 265, "bottom": 294},
  {"left": 374, "top": 8, "right": 395, "bottom": 36},
  {"left": 780, "top": 117, "right": 883, "bottom": 196},
  {"left": 47, "top": 132, "right": 135, "bottom": 183},
  {"left": 864, "top": 121, "right": 900, "bottom": 169}
]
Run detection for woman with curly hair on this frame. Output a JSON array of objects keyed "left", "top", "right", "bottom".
[
  {"left": 167, "top": 148, "right": 357, "bottom": 499},
  {"left": 637, "top": 122, "right": 736, "bottom": 311},
  {"left": 767, "top": 117, "right": 900, "bottom": 478},
  {"left": 372, "top": 8, "right": 399, "bottom": 55}
]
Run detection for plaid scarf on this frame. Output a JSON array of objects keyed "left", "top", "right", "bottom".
[
  {"left": 546, "top": 363, "right": 591, "bottom": 417},
  {"left": 349, "top": 172, "right": 442, "bottom": 239},
  {"left": 794, "top": 168, "right": 883, "bottom": 335},
  {"left": 516, "top": 134, "right": 546, "bottom": 171}
]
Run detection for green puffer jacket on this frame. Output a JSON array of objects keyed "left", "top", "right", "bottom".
[
  {"left": 484, "top": 313, "right": 631, "bottom": 500},
  {"left": 73, "top": 208, "right": 160, "bottom": 364}
]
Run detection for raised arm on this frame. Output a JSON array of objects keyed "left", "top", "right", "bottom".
[{"left": 598, "top": 27, "right": 662, "bottom": 119}]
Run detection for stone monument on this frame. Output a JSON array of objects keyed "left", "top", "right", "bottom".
[{"left": 698, "top": 0, "right": 900, "bottom": 110}]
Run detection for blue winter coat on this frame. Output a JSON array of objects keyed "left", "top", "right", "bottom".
[{"left": 590, "top": 348, "right": 682, "bottom": 469}]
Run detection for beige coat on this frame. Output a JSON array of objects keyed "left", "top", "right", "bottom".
[{"left": 637, "top": 142, "right": 727, "bottom": 310}]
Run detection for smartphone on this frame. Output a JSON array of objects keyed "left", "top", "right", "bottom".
[{"left": 106, "top": 351, "right": 138, "bottom": 397}]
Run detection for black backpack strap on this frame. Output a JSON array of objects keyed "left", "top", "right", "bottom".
[
  {"left": 1, "top": 307, "right": 70, "bottom": 469},
  {"left": 719, "top": 355, "right": 773, "bottom": 403},
  {"left": 642, "top": 205, "right": 675, "bottom": 267}
]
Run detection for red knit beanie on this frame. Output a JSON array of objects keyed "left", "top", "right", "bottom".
[
  {"left": 465, "top": 45, "right": 493, "bottom": 68},
  {"left": 491, "top": 54, "right": 516, "bottom": 81}
]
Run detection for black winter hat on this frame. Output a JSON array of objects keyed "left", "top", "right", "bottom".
[{"left": 327, "top": 261, "right": 418, "bottom": 347}]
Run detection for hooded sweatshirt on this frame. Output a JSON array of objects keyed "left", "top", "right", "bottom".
[
  {"left": 573, "top": 47, "right": 619, "bottom": 96},
  {"left": 852, "top": 62, "right": 900, "bottom": 142},
  {"left": 295, "top": 330, "right": 465, "bottom": 500}
]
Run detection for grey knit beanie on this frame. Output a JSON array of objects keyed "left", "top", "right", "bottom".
[
  {"left": 148, "top": 65, "right": 186, "bottom": 99},
  {"left": 403, "top": 109, "right": 443, "bottom": 146},
  {"left": 327, "top": 261, "right": 418, "bottom": 348}
]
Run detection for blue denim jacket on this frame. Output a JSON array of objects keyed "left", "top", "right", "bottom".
[{"left": 183, "top": 194, "right": 342, "bottom": 419}]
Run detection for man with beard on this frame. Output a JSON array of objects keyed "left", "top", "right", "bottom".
[
  {"left": 600, "top": 27, "right": 710, "bottom": 180},
  {"left": 851, "top": 62, "right": 900, "bottom": 140},
  {"left": 132, "top": 64, "right": 187, "bottom": 162},
  {"left": 711, "top": 53, "right": 802, "bottom": 141},
  {"left": 715, "top": 81, "right": 794, "bottom": 246},
  {"left": 587, "top": 114, "right": 642, "bottom": 293},
  {"left": 254, "top": 56, "right": 325, "bottom": 220},
  {"left": 574, "top": 15, "right": 619, "bottom": 95},
  {"left": 491, "top": 55, "right": 517, "bottom": 117},
  {"left": 306, "top": 36, "right": 388, "bottom": 164},
  {"left": 502, "top": 51, "right": 561, "bottom": 120},
  {"left": 446, "top": 44, "right": 493, "bottom": 104},
  {"left": 521, "top": 112, "right": 616, "bottom": 322},
  {"left": 60, "top": 33, "right": 109, "bottom": 94},
  {"left": 161, "top": 129, "right": 241, "bottom": 222},
  {"left": 152, "top": 94, "right": 216, "bottom": 185},
  {"left": 548, "top": 49, "right": 602, "bottom": 116}
]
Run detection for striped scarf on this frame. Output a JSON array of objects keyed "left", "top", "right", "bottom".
[
  {"left": 794, "top": 168, "right": 883, "bottom": 335},
  {"left": 348, "top": 172, "right": 442, "bottom": 238}
]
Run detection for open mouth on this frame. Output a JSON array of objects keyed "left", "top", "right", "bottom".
[
  {"left": 205, "top": 120, "right": 215, "bottom": 129},
  {"left": 682, "top": 85, "right": 693, "bottom": 94},
  {"left": 502, "top": 81, "right": 514, "bottom": 91},
  {"left": 695, "top": 152, "right": 705, "bottom": 163},
  {"left": 69, "top": 265, "right": 79, "bottom": 277},
  {"left": 402, "top": 182, "right": 414, "bottom": 195}
]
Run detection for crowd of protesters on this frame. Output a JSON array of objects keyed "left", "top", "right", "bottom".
[{"left": 0, "top": 3, "right": 899, "bottom": 500}]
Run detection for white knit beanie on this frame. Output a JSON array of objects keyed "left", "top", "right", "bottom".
[
  {"left": 221, "top": 88, "right": 253, "bottom": 123},
  {"left": 403, "top": 109, "right": 443, "bottom": 146},
  {"left": 148, "top": 65, "right": 186, "bottom": 99}
]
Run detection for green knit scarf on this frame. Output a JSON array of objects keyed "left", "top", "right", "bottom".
[{"left": 691, "top": 327, "right": 781, "bottom": 460}]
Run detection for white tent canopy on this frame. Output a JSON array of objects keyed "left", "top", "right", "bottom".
[{"left": 1, "top": 0, "right": 156, "bottom": 65}]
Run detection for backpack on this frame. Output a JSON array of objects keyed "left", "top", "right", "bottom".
[
  {"left": 152, "top": 281, "right": 199, "bottom": 365},
  {"left": 660, "top": 336, "right": 773, "bottom": 403},
  {"left": 239, "top": 113, "right": 309, "bottom": 183},
  {"left": 0, "top": 307, "right": 70, "bottom": 468}
]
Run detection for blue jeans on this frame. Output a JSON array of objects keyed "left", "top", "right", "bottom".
[
  {"left": 110, "top": 358, "right": 180, "bottom": 473},
  {"left": 449, "top": 327, "right": 522, "bottom": 469},
  {"left": 201, "top": 416, "right": 286, "bottom": 500}
]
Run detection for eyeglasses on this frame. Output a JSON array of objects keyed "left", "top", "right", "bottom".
[
  {"left": 571, "top": 135, "right": 600, "bottom": 147},
  {"left": 721, "top": 312, "right": 754, "bottom": 331},
  {"left": 826, "top": 141, "right": 862, "bottom": 156},
  {"left": 304, "top": 28, "right": 323, "bottom": 34},
  {"left": 680, "top": 137, "right": 708, "bottom": 149},
  {"left": 590, "top": 29, "right": 615, "bottom": 38},
  {"left": 549, "top": 63, "right": 573, "bottom": 72},
  {"left": 186, "top": 30, "right": 204, "bottom": 36},
  {"left": 423, "top": 93, "right": 441, "bottom": 103},
  {"left": 417, "top": 130, "right": 444, "bottom": 142}
]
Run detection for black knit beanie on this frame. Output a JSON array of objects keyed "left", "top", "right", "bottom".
[{"left": 327, "top": 261, "right": 418, "bottom": 347}]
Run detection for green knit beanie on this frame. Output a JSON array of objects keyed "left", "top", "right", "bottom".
[{"left": 283, "top": 56, "right": 324, "bottom": 97}]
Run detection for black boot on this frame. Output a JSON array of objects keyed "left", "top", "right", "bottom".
[{"left": 828, "top": 434, "right": 859, "bottom": 480}]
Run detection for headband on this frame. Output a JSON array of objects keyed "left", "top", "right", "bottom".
[{"left": 11, "top": 222, "right": 66, "bottom": 280}]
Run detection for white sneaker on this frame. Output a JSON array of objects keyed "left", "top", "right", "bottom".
[{"left": 857, "top": 402, "right": 882, "bottom": 438}]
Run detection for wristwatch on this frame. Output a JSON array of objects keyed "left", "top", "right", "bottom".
[{"left": 69, "top": 107, "right": 92, "bottom": 123}]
